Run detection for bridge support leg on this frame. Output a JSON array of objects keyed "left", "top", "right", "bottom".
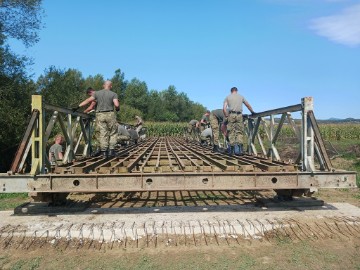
[{"left": 29, "top": 192, "right": 69, "bottom": 205}]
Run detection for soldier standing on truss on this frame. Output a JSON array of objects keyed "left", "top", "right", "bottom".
[
  {"left": 223, "top": 87, "right": 255, "bottom": 156},
  {"left": 76, "top": 80, "right": 120, "bottom": 158}
]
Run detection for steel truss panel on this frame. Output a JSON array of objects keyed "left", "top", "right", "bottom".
[
  {"left": 1, "top": 96, "right": 357, "bottom": 198},
  {"left": 1, "top": 137, "right": 357, "bottom": 193}
]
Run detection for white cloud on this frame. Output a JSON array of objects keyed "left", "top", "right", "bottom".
[{"left": 310, "top": 4, "right": 360, "bottom": 47}]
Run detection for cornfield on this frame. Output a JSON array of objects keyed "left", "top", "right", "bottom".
[
  {"left": 144, "top": 122, "right": 360, "bottom": 142},
  {"left": 145, "top": 122, "right": 187, "bottom": 137},
  {"left": 319, "top": 124, "right": 360, "bottom": 140},
  {"left": 277, "top": 123, "right": 360, "bottom": 141}
]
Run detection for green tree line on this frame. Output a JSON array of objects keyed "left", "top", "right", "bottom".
[
  {"left": 0, "top": 0, "right": 205, "bottom": 172},
  {"left": 37, "top": 66, "right": 206, "bottom": 123}
]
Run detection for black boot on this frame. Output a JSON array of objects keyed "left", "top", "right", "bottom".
[
  {"left": 108, "top": 149, "right": 115, "bottom": 157},
  {"left": 101, "top": 151, "right": 108, "bottom": 158},
  {"left": 91, "top": 148, "right": 101, "bottom": 157},
  {"left": 212, "top": 144, "right": 220, "bottom": 153},
  {"left": 234, "top": 144, "right": 240, "bottom": 155},
  {"left": 239, "top": 144, "right": 244, "bottom": 155},
  {"left": 227, "top": 145, "right": 234, "bottom": 156}
]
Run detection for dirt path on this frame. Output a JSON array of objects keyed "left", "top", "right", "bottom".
[{"left": 0, "top": 188, "right": 359, "bottom": 269}]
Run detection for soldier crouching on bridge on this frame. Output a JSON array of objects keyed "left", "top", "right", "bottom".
[
  {"left": 117, "top": 124, "right": 131, "bottom": 146},
  {"left": 76, "top": 80, "right": 120, "bottom": 158},
  {"left": 210, "top": 109, "right": 227, "bottom": 153},
  {"left": 199, "top": 110, "right": 210, "bottom": 132},
  {"left": 200, "top": 127, "right": 212, "bottom": 146},
  {"left": 49, "top": 134, "right": 64, "bottom": 166},
  {"left": 223, "top": 87, "right": 255, "bottom": 156}
]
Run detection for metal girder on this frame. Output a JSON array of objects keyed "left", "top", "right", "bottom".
[{"left": 0, "top": 171, "right": 356, "bottom": 193}]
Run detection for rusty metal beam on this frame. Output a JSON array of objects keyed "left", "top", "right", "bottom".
[{"left": 10, "top": 109, "right": 39, "bottom": 173}]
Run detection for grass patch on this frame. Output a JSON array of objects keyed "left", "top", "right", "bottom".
[
  {"left": 0, "top": 193, "right": 28, "bottom": 199},
  {"left": 0, "top": 193, "right": 28, "bottom": 211}
]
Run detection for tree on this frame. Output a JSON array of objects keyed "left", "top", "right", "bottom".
[
  {"left": 0, "top": 0, "right": 43, "bottom": 47},
  {"left": 118, "top": 104, "right": 142, "bottom": 123},
  {"left": 0, "top": 0, "right": 43, "bottom": 171},
  {"left": 111, "top": 68, "right": 127, "bottom": 101},
  {"left": 124, "top": 78, "right": 149, "bottom": 116},
  {"left": 37, "top": 67, "right": 85, "bottom": 108},
  {"left": 83, "top": 74, "right": 104, "bottom": 91},
  {"left": 147, "top": 90, "right": 167, "bottom": 121}
]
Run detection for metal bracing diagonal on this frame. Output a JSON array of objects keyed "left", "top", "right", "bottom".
[
  {"left": 286, "top": 113, "right": 301, "bottom": 141},
  {"left": 249, "top": 117, "right": 261, "bottom": 155},
  {"left": 307, "top": 110, "right": 332, "bottom": 171},
  {"left": 58, "top": 114, "right": 72, "bottom": 164},
  {"left": 272, "top": 113, "right": 287, "bottom": 144},
  {"left": 10, "top": 109, "right": 39, "bottom": 173},
  {"left": 44, "top": 111, "right": 59, "bottom": 144}
]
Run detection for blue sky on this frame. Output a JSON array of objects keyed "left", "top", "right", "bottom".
[{"left": 10, "top": 0, "right": 360, "bottom": 119}]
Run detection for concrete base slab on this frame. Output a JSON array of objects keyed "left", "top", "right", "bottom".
[{"left": 257, "top": 197, "right": 324, "bottom": 208}]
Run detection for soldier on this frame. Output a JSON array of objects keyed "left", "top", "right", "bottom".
[
  {"left": 117, "top": 124, "right": 131, "bottom": 145},
  {"left": 128, "top": 128, "right": 139, "bottom": 144},
  {"left": 49, "top": 134, "right": 64, "bottom": 165},
  {"left": 77, "top": 80, "right": 119, "bottom": 157},
  {"left": 210, "top": 109, "right": 226, "bottom": 153},
  {"left": 134, "top": 115, "right": 143, "bottom": 134},
  {"left": 187, "top": 119, "right": 199, "bottom": 141},
  {"left": 199, "top": 110, "right": 210, "bottom": 131},
  {"left": 82, "top": 87, "right": 100, "bottom": 155},
  {"left": 223, "top": 87, "right": 255, "bottom": 156},
  {"left": 83, "top": 87, "right": 96, "bottom": 113},
  {"left": 200, "top": 127, "right": 212, "bottom": 146}
]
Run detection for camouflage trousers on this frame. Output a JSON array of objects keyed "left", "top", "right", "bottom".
[
  {"left": 91, "top": 118, "right": 100, "bottom": 150},
  {"left": 210, "top": 113, "right": 220, "bottom": 145},
  {"left": 227, "top": 113, "right": 244, "bottom": 146},
  {"left": 117, "top": 134, "right": 130, "bottom": 142},
  {"left": 96, "top": 112, "right": 118, "bottom": 151},
  {"left": 187, "top": 124, "right": 198, "bottom": 140}
]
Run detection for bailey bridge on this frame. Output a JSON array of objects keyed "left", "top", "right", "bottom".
[{"left": 0, "top": 95, "right": 357, "bottom": 203}]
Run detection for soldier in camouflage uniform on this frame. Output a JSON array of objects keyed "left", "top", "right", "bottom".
[
  {"left": 199, "top": 110, "right": 210, "bottom": 131},
  {"left": 210, "top": 109, "right": 227, "bottom": 153},
  {"left": 200, "top": 127, "right": 212, "bottom": 146},
  {"left": 134, "top": 115, "right": 143, "bottom": 134},
  {"left": 223, "top": 87, "right": 255, "bottom": 156},
  {"left": 78, "top": 80, "right": 120, "bottom": 157},
  {"left": 117, "top": 124, "right": 131, "bottom": 145},
  {"left": 187, "top": 119, "right": 199, "bottom": 141},
  {"left": 83, "top": 87, "right": 100, "bottom": 154}
]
